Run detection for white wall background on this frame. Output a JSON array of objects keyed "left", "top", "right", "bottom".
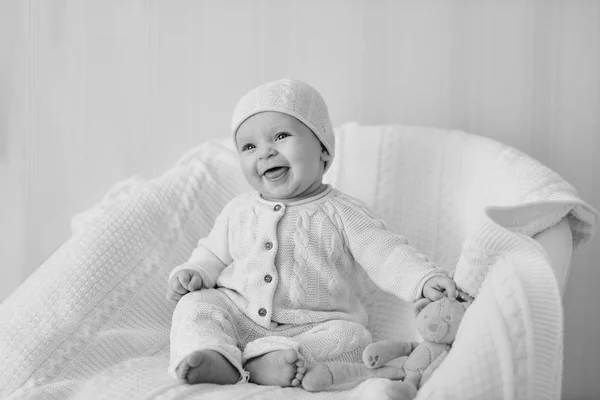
[{"left": 0, "top": 0, "right": 598, "bottom": 398}]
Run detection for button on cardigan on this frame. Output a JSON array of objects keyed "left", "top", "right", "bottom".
[{"left": 169, "top": 185, "right": 447, "bottom": 329}]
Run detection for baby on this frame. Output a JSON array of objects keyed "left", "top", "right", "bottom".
[{"left": 167, "top": 78, "right": 458, "bottom": 388}]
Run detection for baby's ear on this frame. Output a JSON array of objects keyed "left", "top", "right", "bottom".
[
  {"left": 321, "top": 146, "right": 332, "bottom": 162},
  {"left": 414, "top": 298, "right": 432, "bottom": 317}
]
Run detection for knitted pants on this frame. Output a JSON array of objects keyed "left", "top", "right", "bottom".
[{"left": 169, "top": 288, "right": 372, "bottom": 382}]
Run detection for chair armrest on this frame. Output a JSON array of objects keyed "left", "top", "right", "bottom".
[{"left": 533, "top": 218, "right": 573, "bottom": 297}]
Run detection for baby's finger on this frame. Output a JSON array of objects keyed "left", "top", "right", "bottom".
[
  {"left": 444, "top": 280, "right": 457, "bottom": 301},
  {"left": 171, "top": 277, "right": 189, "bottom": 295},
  {"left": 424, "top": 287, "right": 444, "bottom": 301},
  {"left": 188, "top": 274, "right": 203, "bottom": 291},
  {"left": 178, "top": 272, "right": 191, "bottom": 288},
  {"left": 432, "top": 276, "right": 457, "bottom": 300}
]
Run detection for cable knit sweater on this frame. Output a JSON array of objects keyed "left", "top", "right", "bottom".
[{"left": 169, "top": 185, "right": 446, "bottom": 329}]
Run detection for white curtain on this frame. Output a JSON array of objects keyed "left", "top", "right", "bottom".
[{"left": 1, "top": 1, "right": 598, "bottom": 398}]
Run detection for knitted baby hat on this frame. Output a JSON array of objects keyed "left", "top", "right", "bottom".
[{"left": 231, "top": 78, "right": 335, "bottom": 170}]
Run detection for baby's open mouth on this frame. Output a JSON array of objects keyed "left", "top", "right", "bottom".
[{"left": 264, "top": 167, "right": 289, "bottom": 180}]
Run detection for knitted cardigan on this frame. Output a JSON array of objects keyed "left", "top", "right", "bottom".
[
  {"left": 169, "top": 186, "right": 446, "bottom": 329},
  {"left": 0, "top": 123, "right": 596, "bottom": 400}
]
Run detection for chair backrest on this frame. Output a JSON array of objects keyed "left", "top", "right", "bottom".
[
  {"left": 325, "top": 123, "right": 524, "bottom": 340},
  {"left": 327, "top": 123, "right": 513, "bottom": 271}
]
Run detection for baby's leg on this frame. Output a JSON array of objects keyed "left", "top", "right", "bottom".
[
  {"left": 243, "top": 337, "right": 306, "bottom": 387},
  {"left": 296, "top": 319, "right": 372, "bottom": 364},
  {"left": 170, "top": 289, "right": 245, "bottom": 384}
]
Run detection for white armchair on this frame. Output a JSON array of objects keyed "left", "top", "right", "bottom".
[{"left": 0, "top": 123, "right": 595, "bottom": 400}]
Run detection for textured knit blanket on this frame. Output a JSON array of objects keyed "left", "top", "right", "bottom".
[{"left": 0, "top": 123, "right": 597, "bottom": 400}]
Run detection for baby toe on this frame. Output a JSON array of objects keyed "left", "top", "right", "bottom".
[
  {"left": 187, "top": 352, "right": 205, "bottom": 368},
  {"left": 282, "top": 349, "right": 300, "bottom": 364},
  {"left": 175, "top": 366, "right": 187, "bottom": 380},
  {"left": 291, "top": 377, "right": 302, "bottom": 387},
  {"left": 176, "top": 361, "right": 191, "bottom": 381}
]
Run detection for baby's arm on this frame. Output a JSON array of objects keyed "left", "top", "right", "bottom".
[
  {"left": 166, "top": 199, "right": 235, "bottom": 301},
  {"left": 166, "top": 245, "right": 227, "bottom": 302},
  {"left": 336, "top": 199, "right": 448, "bottom": 302}
]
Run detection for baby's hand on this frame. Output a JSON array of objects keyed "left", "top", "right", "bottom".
[
  {"left": 167, "top": 269, "right": 203, "bottom": 302},
  {"left": 422, "top": 275, "right": 458, "bottom": 301}
]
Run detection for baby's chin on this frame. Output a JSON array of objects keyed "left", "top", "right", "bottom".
[
  {"left": 259, "top": 191, "right": 296, "bottom": 202},
  {"left": 259, "top": 184, "right": 326, "bottom": 203},
  {"left": 259, "top": 185, "right": 306, "bottom": 202},
  {"left": 256, "top": 183, "right": 297, "bottom": 201}
]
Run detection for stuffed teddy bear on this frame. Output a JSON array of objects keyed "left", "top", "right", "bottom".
[
  {"left": 302, "top": 297, "right": 470, "bottom": 397},
  {"left": 362, "top": 297, "right": 470, "bottom": 399}
]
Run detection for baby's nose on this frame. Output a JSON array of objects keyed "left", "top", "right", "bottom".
[{"left": 259, "top": 147, "right": 277, "bottom": 159}]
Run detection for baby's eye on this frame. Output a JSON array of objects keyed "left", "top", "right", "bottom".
[
  {"left": 241, "top": 143, "right": 255, "bottom": 152},
  {"left": 444, "top": 316, "right": 452, "bottom": 321},
  {"left": 275, "top": 132, "right": 290, "bottom": 141}
]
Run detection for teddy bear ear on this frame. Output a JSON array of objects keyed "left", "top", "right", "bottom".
[{"left": 414, "top": 298, "right": 432, "bottom": 317}]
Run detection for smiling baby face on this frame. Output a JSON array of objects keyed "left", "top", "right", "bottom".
[{"left": 235, "top": 111, "right": 331, "bottom": 202}]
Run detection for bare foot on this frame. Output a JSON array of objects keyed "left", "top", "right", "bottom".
[
  {"left": 244, "top": 349, "right": 306, "bottom": 387},
  {"left": 176, "top": 350, "right": 240, "bottom": 384}
]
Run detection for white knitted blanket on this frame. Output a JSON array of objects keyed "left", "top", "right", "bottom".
[{"left": 0, "top": 124, "right": 597, "bottom": 400}]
